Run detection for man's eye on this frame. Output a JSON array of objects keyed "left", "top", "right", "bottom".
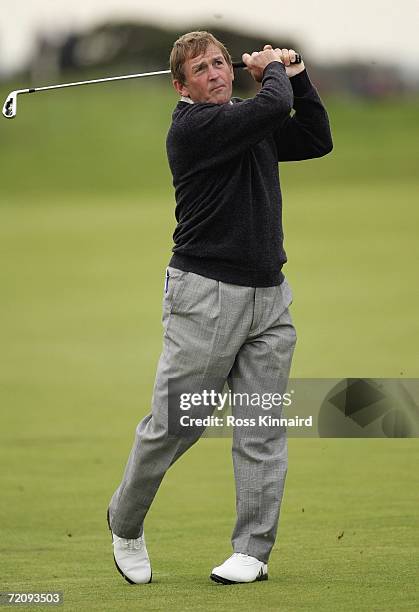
[{"left": 216, "top": 60, "right": 223, "bottom": 65}]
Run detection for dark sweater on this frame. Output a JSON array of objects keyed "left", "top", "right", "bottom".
[{"left": 166, "top": 62, "right": 333, "bottom": 287}]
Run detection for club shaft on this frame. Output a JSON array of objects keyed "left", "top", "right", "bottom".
[{"left": 31, "top": 69, "right": 172, "bottom": 93}]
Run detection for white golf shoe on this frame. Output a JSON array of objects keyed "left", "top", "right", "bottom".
[
  {"left": 107, "top": 511, "right": 152, "bottom": 584},
  {"left": 210, "top": 553, "right": 268, "bottom": 584}
]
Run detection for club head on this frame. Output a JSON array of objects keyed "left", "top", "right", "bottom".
[{"left": 2, "top": 91, "right": 18, "bottom": 118}]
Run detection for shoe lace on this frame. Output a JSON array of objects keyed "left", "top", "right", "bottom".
[
  {"left": 233, "top": 553, "right": 260, "bottom": 565},
  {"left": 122, "top": 537, "right": 144, "bottom": 551}
]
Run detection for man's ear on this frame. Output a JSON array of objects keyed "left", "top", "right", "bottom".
[
  {"left": 230, "top": 64, "right": 234, "bottom": 82},
  {"left": 173, "top": 79, "right": 189, "bottom": 97}
]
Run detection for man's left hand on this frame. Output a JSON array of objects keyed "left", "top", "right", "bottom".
[{"left": 263, "top": 45, "right": 305, "bottom": 78}]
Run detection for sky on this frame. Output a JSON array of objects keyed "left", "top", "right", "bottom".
[{"left": 2, "top": 0, "right": 419, "bottom": 76}]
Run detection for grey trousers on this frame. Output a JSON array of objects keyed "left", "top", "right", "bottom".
[{"left": 108, "top": 267, "right": 296, "bottom": 563}]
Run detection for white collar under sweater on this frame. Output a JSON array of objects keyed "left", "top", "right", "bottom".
[{"left": 181, "top": 96, "right": 233, "bottom": 105}]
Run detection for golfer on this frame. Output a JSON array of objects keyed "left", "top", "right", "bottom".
[{"left": 108, "top": 31, "right": 332, "bottom": 585}]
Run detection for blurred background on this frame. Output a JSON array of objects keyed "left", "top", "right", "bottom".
[
  {"left": 2, "top": 0, "right": 419, "bottom": 93},
  {"left": 1, "top": 2, "right": 418, "bottom": 610}
]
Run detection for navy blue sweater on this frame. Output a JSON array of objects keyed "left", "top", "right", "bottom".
[{"left": 166, "top": 62, "right": 333, "bottom": 287}]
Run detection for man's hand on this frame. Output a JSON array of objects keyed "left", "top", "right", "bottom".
[
  {"left": 242, "top": 45, "right": 305, "bottom": 82},
  {"left": 265, "top": 45, "right": 305, "bottom": 78},
  {"left": 242, "top": 48, "right": 283, "bottom": 83}
]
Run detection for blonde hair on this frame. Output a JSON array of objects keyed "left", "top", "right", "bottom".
[{"left": 170, "top": 31, "right": 232, "bottom": 84}]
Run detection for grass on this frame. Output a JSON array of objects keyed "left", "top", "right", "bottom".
[
  {"left": 1, "top": 435, "right": 417, "bottom": 611},
  {"left": 0, "top": 80, "right": 418, "bottom": 610}
]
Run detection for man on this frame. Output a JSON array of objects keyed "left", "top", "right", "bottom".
[{"left": 108, "top": 31, "right": 332, "bottom": 585}]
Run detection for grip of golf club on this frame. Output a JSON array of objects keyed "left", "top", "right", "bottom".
[{"left": 233, "top": 53, "right": 302, "bottom": 69}]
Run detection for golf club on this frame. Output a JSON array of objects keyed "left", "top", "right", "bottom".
[{"left": 2, "top": 54, "right": 302, "bottom": 119}]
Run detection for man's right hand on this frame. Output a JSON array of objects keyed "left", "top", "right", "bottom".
[{"left": 242, "top": 47, "right": 284, "bottom": 83}]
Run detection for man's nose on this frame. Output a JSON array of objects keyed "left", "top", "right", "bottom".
[{"left": 208, "top": 65, "right": 218, "bottom": 79}]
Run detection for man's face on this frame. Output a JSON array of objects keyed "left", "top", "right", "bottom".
[{"left": 173, "top": 43, "right": 234, "bottom": 104}]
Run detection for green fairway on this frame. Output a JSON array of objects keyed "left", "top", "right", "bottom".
[{"left": 0, "top": 80, "right": 418, "bottom": 610}]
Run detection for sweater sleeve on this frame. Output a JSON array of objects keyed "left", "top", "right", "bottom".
[
  {"left": 274, "top": 70, "right": 333, "bottom": 161},
  {"left": 169, "top": 62, "right": 293, "bottom": 169}
]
